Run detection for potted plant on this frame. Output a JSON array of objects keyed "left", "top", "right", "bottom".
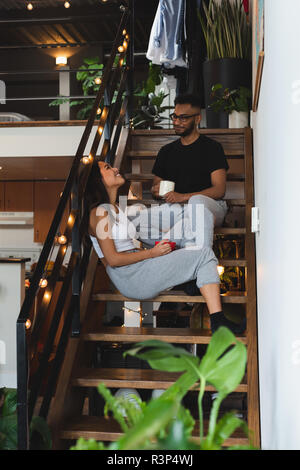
[
  {"left": 49, "top": 56, "right": 106, "bottom": 119},
  {"left": 132, "top": 62, "right": 170, "bottom": 129},
  {"left": 210, "top": 83, "right": 251, "bottom": 128},
  {"left": 198, "top": 0, "right": 251, "bottom": 128},
  {"left": 0, "top": 388, "right": 52, "bottom": 450}
]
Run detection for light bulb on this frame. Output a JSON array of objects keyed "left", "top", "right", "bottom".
[
  {"left": 122, "top": 29, "right": 127, "bottom": 35},
  {"left": 97, "top": 107, "right": 102, "bottom": 115},
  {"left": 94, "top": 77, "right": 102, "bottom": 85},
  {"left": 64, "top": 1, "right": 71, "bottom": 8},
  {"left": 81, "top": 156, "right": 91, "bottom": 165},
  {"left": 98, "top": 127, "right": 103, "bottom": 135},
  {"left": 122, "top": 40, "right": 128, "bottom": 49},
  {"left": 27, "top": 3, "right": 33, "bottom": 11},
  {"left": 56, "top": 56, "right": 68, "bottom": 66},
  {"left": 44, "top": 291, "right": 51, "bottom": 301},
  {"left": 39, "top": 278, "right": 48, "bottom": 288},
  {"left": 25, "top": 319, "right": 32, "bottom": 330},
  {"left": 217, "top": 265, "right": 225, "bottom": 276},
  {"left": 118, "top": 45, "right": 124, "bottom": 53},
  {"left": 58, "top": 234, "right": 67, "bottom": 245}
]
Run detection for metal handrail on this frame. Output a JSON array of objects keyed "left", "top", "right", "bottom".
[{"left": 16, "top": 4, "right": 133, "bottom": 450}]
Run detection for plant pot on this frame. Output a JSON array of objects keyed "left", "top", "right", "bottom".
[
  {"left": 228, "top": 111, "right": 249, "bottom": 128},
  {"left": 203, "top": 58, "right": 251, "bottom": 128}
]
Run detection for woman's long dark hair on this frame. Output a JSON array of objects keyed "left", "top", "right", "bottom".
[{"left": 80, "top": 159, "right": 110, "bottom": 244}]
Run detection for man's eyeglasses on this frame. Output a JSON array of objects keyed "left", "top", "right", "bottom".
[{"left": 170, "top": 113, "right": 200, "bottom": 123}]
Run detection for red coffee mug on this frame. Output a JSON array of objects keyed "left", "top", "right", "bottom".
[{"left": 155, "top": 241, "right": 177, "bottom": 251}]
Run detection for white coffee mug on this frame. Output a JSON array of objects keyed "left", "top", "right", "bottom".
[{"left": 159, "top": 180, "right": 175, "bottom": 197}]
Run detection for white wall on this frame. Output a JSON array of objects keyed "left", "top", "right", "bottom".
[
  {"left": 0, "top": 124, "right": 98, "bottom": 157},
  {"left": 252, "top": 0, "right": 300, "bottom": 450}
]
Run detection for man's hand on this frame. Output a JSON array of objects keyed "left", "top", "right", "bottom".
[
  {"left": 151, "top": 183, "right": 161, "bottom": 199},
  {"left": 163, "top": 191, "right": 188, "bottom": 203}
]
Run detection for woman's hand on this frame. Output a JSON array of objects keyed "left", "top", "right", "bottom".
[{"left": 150, "top": 240, "right": 172, "bottom": 258}]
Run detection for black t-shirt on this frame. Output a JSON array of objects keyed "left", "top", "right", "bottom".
[{"left": 152, "top": 135, "right": 229, "bottom": 194}]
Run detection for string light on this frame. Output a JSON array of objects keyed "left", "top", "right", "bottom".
[
  {"left": 97, "top": 107, "right": 102, "bottom": 115},
  {"left": 44, "top": 291, "right": 51, "bottom": 301},
  {"left": 64, "top": 1, "right": 71, "bottom": 8},
  {"left": 98, "top": 126, "right": 103, "bottom": 135},
  {"left": 25, "top": 319, "right": 32, "bottom": 330},
  {"left": 67, "top": 213, "right": 75, "bottom": 225},
  {"left": 122, "top": 40, "right": 128, "bottom": 50},
  {"left": 39, "top": 278, "right": 48, "bottom": 288},
  {"left": 118, "top": 45, "right": 124, "bottom": 53},
  {"left": 217, "top": 265, "right": 225, "bottom": 276},
  {"left": 27, "top": 2, "right": 33, "bottom": 10},
  {"left": 81, "top": 156, "right": 89, "bottom": 164},
  {"left": 122, "top": 29, "right": 127, "bottom": 35},
  {"left": 94, "top": 77, "right": 102, "bottom": 85},
  {"left": 58, "top": 234, "right": 67, "bottom": 245}
]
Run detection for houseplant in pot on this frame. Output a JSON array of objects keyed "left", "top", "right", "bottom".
[
  {"left": 199, "top": 0, "right": 251, "bottom": 128},
  {"left": 210, "top": 83, "right": 251, "bottom": 128}
]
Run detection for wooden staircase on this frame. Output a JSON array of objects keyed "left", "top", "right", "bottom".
[{"left": 48, "top": 127, "right": 260, "bottom": 449}]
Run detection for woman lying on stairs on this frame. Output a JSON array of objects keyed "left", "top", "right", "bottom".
[{"left": 82, "top": 159, "right": 246, "bottom": 335}]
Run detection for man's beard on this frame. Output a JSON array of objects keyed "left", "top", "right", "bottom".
[{"left": 174, "top": 121, "right": 195, "bottom": 137}]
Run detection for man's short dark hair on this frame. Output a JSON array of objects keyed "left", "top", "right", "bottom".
[{"left": 174, "top": 94, "right": 202, "bottom": 110}]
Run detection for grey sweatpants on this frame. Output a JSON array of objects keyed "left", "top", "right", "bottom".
[
  {"left": 106, "top": 246, "right": 220, "bottom": 301},
  {"left": 127, "top": 195, "right": 228, "bottom": 249}
]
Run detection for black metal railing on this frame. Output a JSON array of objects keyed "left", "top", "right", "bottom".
[{"left": 16, "top": 3, "right": 134, "bottom": 450}]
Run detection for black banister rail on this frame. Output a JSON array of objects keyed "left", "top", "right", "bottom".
[{"left": 16, "top": 3, "right": 134, "bottom": 450}]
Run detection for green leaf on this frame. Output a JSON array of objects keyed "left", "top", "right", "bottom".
[
  {"left": 83, "top": 56, "right": 100, "bottom": 65},
  {"left": 125, "top": 340, "right": 200, "bottom": 372},
  {"left": 156, "top": 419, "right": 198, "bottom": 450},
  {"left": 97, "top": 383, "right": 129, "bottom": 433},
  {"left": 1, "top": 388, "right": 17, "bottom": 417},
  {"left": 0, "top": 414, "right": 17, "bottom": 450},
  {"left": 69, "top": 100, "right": 84, "bottom": 107},
  {"left": 70, "top": 437, "right": 106, "bottom": 450},
  {"left": 211, "top": 411, "right": 248, "bottom": 447},
  {"left": 198, "top": 327, "right": 247, "bottom": 395},
  {"left": 115, "top": 397, "right": 180, "bottom": 450},
  {"left": 49, "top": 97, "right": 70, "bottom": 106}
]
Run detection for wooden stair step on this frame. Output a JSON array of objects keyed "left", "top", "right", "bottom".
[
  {"left": 92, "top": 290, "right": 247, "bottom": 304},
  {"left": 127, "top": 198, "right": 246, "bottom": 206},
  {"left": 219, "top": 259, "right": 247, "bottom": 267},
  {"left": 72, "top": 367, "right": 248, "bottom": 392},
  {"left": 214, "top": 227, "right": 246, "bottom": 235},
  {"left": 83, "top": 327, "right": 247, "bottom": 345},
  {"left": 127, "top": 149, "right": 245, "bottom": 159},
  {"left": 59, "top": 415, "right": 249, "bottom": 447},
  {"left": 125, "top": 173, "right": 245, "bottom": 182}
]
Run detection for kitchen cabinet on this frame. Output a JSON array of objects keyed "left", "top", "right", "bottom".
[
  {"left": 34, "top": 181, "right": 69, "bottom": 243},
  {"left": 0, "top": 181, "right": 34, "bottom": 211}
]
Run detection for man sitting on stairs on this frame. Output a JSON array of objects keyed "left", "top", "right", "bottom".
[{"left": 150, "top": 93, "right": 229, "bottom": 247}]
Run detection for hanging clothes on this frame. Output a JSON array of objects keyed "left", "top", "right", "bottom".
[
  {"left": 146, "top": 0, "right": 188, "bottom": 69},
  {"left": 243, "top": 0, "right": 249, "bottom": 14}
]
